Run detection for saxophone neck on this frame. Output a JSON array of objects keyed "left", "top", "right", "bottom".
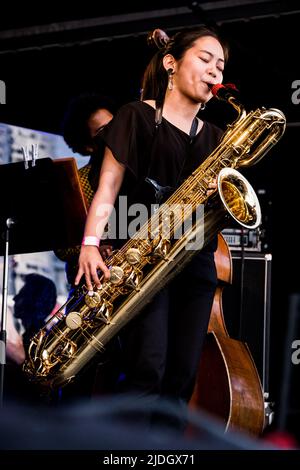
[
  {"left": 210, "top": 82, "right": 246, "bottom": 125},
  {"left": 220, "top": 96, "right": 247, "bottom": 144},
  {"left": 228, "top": 96, "right": 247, "bottom": 123}
]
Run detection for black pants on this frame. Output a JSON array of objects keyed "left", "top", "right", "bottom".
[{"left": 118, "top": 251, "right": 217, "bottom": 404}]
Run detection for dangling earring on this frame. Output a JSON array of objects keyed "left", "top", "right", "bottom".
[
  {"left": 200, "top": 103, "right": 206, "bottom": 111},
  {"left": 167, "top": 68, "right": 174, "bottom": 91}
]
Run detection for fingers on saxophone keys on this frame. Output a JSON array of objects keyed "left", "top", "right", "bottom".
[
  {"left": 99, "top": 261, "right": 110, "bottom": 280},
  {"left": 90, "top": 268, "right": 102, "bottom": 289},
  {"left": 75, "top": 267, "right": 84, "bottom": 286},
  {"left": 207, "top": 181, "right": 217, "bottom": 195},
  {"left": 85, "top": 271, "right": 94, "bottom": 291},
  {"left": 90, "top": 264, "right": 110, "bottom": 289}
]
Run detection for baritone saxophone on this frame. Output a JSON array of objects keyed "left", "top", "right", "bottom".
[{"left": 23, "top": 83, "right": 286, "bottom": 389}]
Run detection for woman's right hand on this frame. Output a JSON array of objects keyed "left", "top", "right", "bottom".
[
  {"left": 74, "top": 148, "right": 125, "bottom": 290},
  {"left": 75, "top": 245, "right": 110, "bottom": 290}
]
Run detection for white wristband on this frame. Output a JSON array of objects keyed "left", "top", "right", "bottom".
[{"left": 81, "top": 236, "right": 100, "bottom": 247}]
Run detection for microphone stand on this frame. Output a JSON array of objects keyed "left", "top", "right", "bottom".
[
  {"left": 0, "top": 144, "right": 37, "bottom": 407},
  {"left": 0, "top": 218, "right": 15, "bottom": 407},
  {"left": 0, "top": 146, "right": 88, "bottom": 407}
]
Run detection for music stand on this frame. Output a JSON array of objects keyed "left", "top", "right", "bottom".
[{"left": 0, "top": 157, "right": 88, "bottom": 405}]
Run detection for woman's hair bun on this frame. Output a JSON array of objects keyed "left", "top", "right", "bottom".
[{"left": 147, "top": 29, "right": 170, "bottom": 50}]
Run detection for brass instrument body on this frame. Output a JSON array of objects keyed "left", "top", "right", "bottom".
[{"left": 24, "top": 96, "right": 286, "bottom": 389}]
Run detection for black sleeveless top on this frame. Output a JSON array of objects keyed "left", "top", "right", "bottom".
[
  {"left": 101, "top": 101, "right": 223, "bottom": 186},
  {"left": 99, "top": 101, "right": 223, "bottom": 282}
]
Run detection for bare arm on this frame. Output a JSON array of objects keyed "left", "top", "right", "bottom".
[{"left": 75, "top": 148, "right": 125, "bottom": 289}]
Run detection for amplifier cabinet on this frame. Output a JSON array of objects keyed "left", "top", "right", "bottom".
[{"left": 222, "top": 252, "right": 272, "bottom": 394}]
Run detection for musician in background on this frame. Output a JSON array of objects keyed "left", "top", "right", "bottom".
[
  {"left": 55, "top": 93, "right": 120, "bottom": 401},
  {"left": 56, "top": 92, "right": 116, "bottom": 286},
  {"left": 75, "top": 27, "right": 228, "bottom": 422}
]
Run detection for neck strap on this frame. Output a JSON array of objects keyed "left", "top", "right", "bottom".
[
  {"left": 155, "top": 102, "right": 198, "bottom": 138},
  {"left": 155, "top": 106, "right": 163, "bottom": 128},
  {"left": 189, "top": 117, "right": 198, "bottom": 138}
]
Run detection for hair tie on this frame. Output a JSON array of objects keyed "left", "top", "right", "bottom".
[{"left": 147, "top": 29, "right": 170, "bottom": 50}]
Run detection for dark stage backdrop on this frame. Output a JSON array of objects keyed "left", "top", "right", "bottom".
[{"left": 1, "top": 3, "right": 300, "bottom": 436}]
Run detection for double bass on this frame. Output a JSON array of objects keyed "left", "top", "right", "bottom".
[{"left": 190, "top": 234, "right": 265, "bottom": 435}]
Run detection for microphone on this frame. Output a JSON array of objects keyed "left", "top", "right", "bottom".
[{"left": 210, "top": 83, "right": 239, "bottom": 101}]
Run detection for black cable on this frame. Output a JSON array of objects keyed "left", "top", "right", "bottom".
[{"left": 238, "top": 227, "right": 246, "bottom": 339}]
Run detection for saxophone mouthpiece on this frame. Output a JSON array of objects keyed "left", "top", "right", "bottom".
[{"left": 210, "top": 83, "right": 239, "bottom": 101}]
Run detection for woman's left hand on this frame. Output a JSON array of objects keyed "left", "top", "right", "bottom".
[{"left": 207, "top": 179, "right": 217, "bottom": 196}]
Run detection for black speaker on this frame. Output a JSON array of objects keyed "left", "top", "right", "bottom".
[
  {"left": 277, "top": 294, "right": 300, "bottom": 439},
  {"left": 222, "top": 251, "right": 272, "bottom": 395}
]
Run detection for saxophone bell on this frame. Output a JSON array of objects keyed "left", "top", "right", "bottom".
[{"left": 217, "top": 167, "right": 261, "bottom": 228}]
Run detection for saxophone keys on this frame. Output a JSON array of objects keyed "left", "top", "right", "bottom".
[
  {"left": 95, "top": 301, "right": 112, "bottom": 324},
  {"left": 41, "top": 349, "right": 49, "bottom": 361},
  {"left": 65, "top": 311, "right": 82, "bottom": 330},
  {"left": 109, "top": 266, "right": 125, "bottom": 285},
  {"left": 84, "top": 291, "right": 102, "bottom": 308},
  {"left": 124, "top": 269, "right": 142, "bottom": 291},
  {"left": 150, "top": 239, "right": 171, "bottom": 262},
  {"left": 125, "top": 248, "right": 141, "bottom": 265}
]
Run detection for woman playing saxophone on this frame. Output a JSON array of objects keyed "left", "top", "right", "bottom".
[{"left": 75, "top": 26, "right": 228, "bottom": 409}]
